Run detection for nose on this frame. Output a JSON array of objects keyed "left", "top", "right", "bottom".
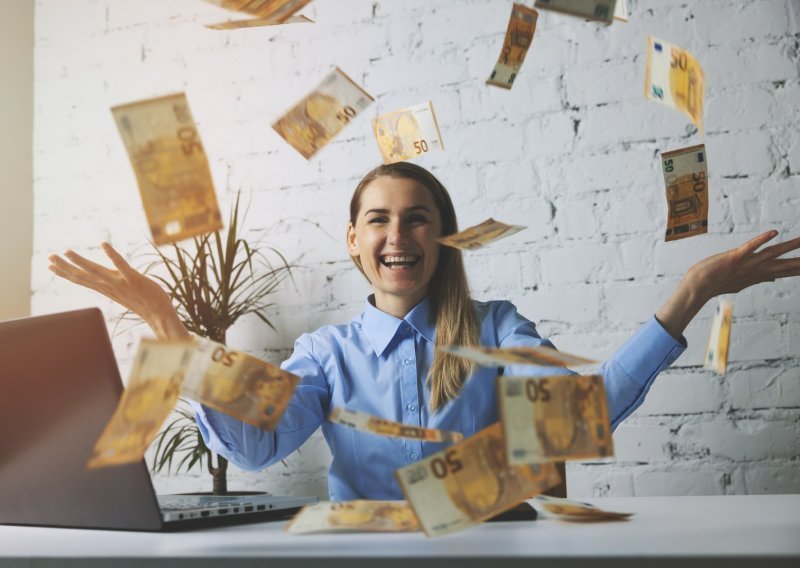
[{"left": 387, "top": 220, "right": 410, "bottom": 246}]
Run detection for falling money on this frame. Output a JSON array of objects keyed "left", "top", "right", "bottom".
[
  {"left": 272, "top": 67, "right": 374, "bottom": 159},
  {"left": 498, "top": 374, "right": 613, "bottom": 465},
  {"left": 371, "top": 101, "right": 444, "bottom": 163},
  {"left": 533, "top": 495, "right": 633, "bottom": 521},
  {"left": 614, "top": 0, "right": 628, "bottom": 21},
  {"left": 534, "top": 0, "right": 617, "bottom": 23},
  {"left": 436, "top": 218, "right": 525, "bottom": 250},
  {"left": 87, "top": 340, "right": 194, "bottom": 469},
  {"left": 206, "top": 14, "right": 312, "bottom": 30},
  {"left": 645, "top": 36, "right": 706, "bottom": 131},
  {"left": 202, "top": 0, "right": 312, "bottom": 21},
  {"left": 486, "top": 4, "right": 538, "bottom": 89},
  {"left": 286, "top": 501, "right": 421, "bottom": 534},
  {"left": 395, "top": 422, "right": 560, "bottom": 537},
  {"left": 704, "top": 299, "right": 733, "bottom": 375},
  {"left": 111, "top": 93, "right": 223, "bottom": 245},
  {"left": 329, "top": 407, "right": 463, "bottom": 443},
  {"left": 661, "top": 143, "right": 708, "bottom": 241},
  {"left": 181, "top": 337, "right": 300, "bottom": 431},
  {"left": 441, "top": 344, "right": 596, "bottom": 368}
]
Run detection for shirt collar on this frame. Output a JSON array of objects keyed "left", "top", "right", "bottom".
[{"left": 361, "top": 295, "right": 436, "bottom": 357}]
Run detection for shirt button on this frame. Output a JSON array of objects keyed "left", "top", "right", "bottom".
[
  {"left": 407, "top": 403, "right": 417, "bottom": 412},
  {"left": 410, "top": 453, "right": 419, "bottom": 461},
  {"left": 403, "top": 358, "right": 413, "bottom": 366}
]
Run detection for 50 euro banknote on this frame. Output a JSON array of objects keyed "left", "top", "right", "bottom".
[
  {"left": 272, "top": 67, "right": 374, "bottom": 159},
  {"left": 661, "top": 143, "right": 708, "bottom": 241},
  {"left": 111, "top": 93, "right": 223, "bottom": 245},
  {"left": 645, "top": 36, "right": 705, "bottom": 131},
  {"left": 704, "top": 299, "right": 733, "bottom": 375},
  {"left": 436, "top": 218, "right": 525, "bottom": 251},
  {"left": 395, "top": 422, "right": 560, "bottom": 537},
  {"left": 202, "top": 0, "right": 312, "bottom": 21},
  {"left": 329, "top": 407, "right": 463, "bottom": 443},
  {"left": 533, "top": 495, "right": 632, "bottom": 521},
  {"left": 371, "top": 101, "right": 444, "bottom": 163},
  {"left": 498, "top": 374, "right": 613, "bottom": 465},
  {"left": 206, "top": 14, "right": 312, "bottom": 29},
  {"left": 440, "top": 344, "right": 596, "bottom": 368},
  {"left": 534, "top": 0, "right": 617, "bottom": 23},
  {"left": 286, "top": 500, "right": 420, "bottom": 534},
  {"left": 486, "top": 4, "right": 538, "bottom": 89}
]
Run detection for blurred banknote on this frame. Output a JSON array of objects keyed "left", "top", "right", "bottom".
[
  {"left": 498, "top": 374, "right": 613, "bottom": 465},
  {"left": 534, "top": 0, "right": 617, "bottom": 23},
  {"left": 436, "top": 218, "right": 525, "bottom": 250},
  {"left": 645, "top": 36, "right": 705, "bottom": 131},
  {"left": 206, "top": 14, "right": 312, "bottom": 29},
  {"left": 286, "top": 500, "right": 420, "bottom": 534},
  {"left": 203, "top": 0, "right": 312, "bottom": 21},
  {"left": 273, "top": 67, "right": 374, "bottom": 159},
  {"left": 441, "top": 344, "right": 596, "bottom": 368},
  {"left": 486, "top": 4, "right": 538, "bottom": 89},
  {"left": 533, "top": 495, "right": 632, "bottom": 521},
  {"left": 181, "top": 337, "right": 300, "bottom": 430},
  {"left": 614, "top": 0, "right": 628, "bottom": 21},
  {"left": 661, "top": 143, "right": 708, "bottom": 241},
  {"left": 704, "top": 299, "right": 733, "bottom": 375},
  {"left": 111, "top": 93, "right": 223, "bottom": 245},
  {"left": 87, "top": 340, "right": 194, "bottom": 469},
  {"left": 395, "top": 422, "right": 560, "bottom": 537},
  {"left": 371, "top": 101, "right": 444, "bottom": 163},
  {"left": 329, "top": 407, "right": 463, "bottom": 443}
]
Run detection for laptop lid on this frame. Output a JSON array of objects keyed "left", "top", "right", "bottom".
[{"left": 0, "top": 308, "right": 164, "bottom": 530}]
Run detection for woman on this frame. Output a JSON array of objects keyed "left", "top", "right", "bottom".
[{"left": 49, "top": 162, "right": 800, "bottom": 501}]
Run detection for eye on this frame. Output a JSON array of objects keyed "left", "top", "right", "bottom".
[
  {"left": 407, "top": 214, "right": 428, "bottom": 225},
  {"left": 367, "top": 216, "right": 388, "bottom": 224}
]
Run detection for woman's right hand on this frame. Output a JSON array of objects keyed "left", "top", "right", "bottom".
[{"left": 48, "top": 242, "right": 190, "bottom": 339}]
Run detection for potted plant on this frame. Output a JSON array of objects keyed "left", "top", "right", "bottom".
[{"left": 132, "top": 193, "right": 294, "bottom": 495}]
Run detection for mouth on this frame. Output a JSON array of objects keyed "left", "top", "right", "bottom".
[{"left": 379, "top": 254, "right": 421, "bottom": 271}]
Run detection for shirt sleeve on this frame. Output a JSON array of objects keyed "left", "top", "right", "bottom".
[
  {"left": 494, "top": 301, "right": 686, "bottom": 430},
  {"left": 188, "top": 332, "right": 330, "bottom": 471}
]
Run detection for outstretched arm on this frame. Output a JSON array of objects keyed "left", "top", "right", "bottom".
[
  {"left": 655, "top": 230, "right": 800, "bottom": 339},
  {"left": 48, "top": 242, "right": 190, "bottom": 340}
]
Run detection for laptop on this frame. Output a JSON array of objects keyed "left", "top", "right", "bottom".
[{"left": 0, "top": 308, "right": 316, "bottom": 531}]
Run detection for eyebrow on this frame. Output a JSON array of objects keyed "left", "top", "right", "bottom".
[{"left": 364, "top": 205, "right": 432, "bottom": 216}]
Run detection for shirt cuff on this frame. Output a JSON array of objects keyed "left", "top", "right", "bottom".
[{"left": 187, "top": 398, "right": 236, "bottom": 453}]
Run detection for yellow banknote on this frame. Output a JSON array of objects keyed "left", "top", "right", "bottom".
[
  {"left": 534, "top": 0, "right": 617, "bottom": 23},
  {"left": 206, "top": 14, "right": 312, "bottom": 29},
  {"left": 533, "top": 495, "right": 632, "bottom": 521},
  {"left": 273, "top": 67, "right": 374, "bottom": 159},
  {"left": 661, "top": 144, "right": 708, "bottom": 241},
  {"left": 203, "top": 0, "right": 312, "bottom": 21},
  {"left": 329, "top": 407, "right": 463, "bottom": 443},
  {"left": 181, "top": 337, "right": 300, "bottom": 430},
  {"left": 486, "top": 4, "right": 538, "bottom": 89},
  {"left": 87, "top": 340, "right": 194, "bottom": 469},
  {"left": 498, "top": 374, "right": 613, "bottom": 465},
  {"left": 286, "top": 500, "right": 421, "bottom": 534},
  {"left": 704, "top": 299, "right": 733, "bottom": 375},
  {"left": 395, "top": 422, "right": 560, "bottom": 537},
  {"left": 441, "top": 344, "right": 596, "bottom": 368},
  {"left": 614, "top": 0, "right": 628, "bottom": 21},
  {"left": 371, "top": 101, "right": 444, "bottom": 163},
  {"left": 645, "top": 36, "right": 705, "bottom": 131},
  {"left": 436, "top": 218, "right": 525, "bottom": 251},
  {"left": 111, "top": 93, "right": 223, "bottom": 245}
]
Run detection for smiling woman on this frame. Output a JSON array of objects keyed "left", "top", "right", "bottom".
[{"left": 47, "top": 162, "right": 800, "bottom": 502}]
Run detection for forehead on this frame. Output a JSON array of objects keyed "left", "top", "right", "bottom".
[{"left": 358, "top": 176, "right": 438, "bottom": 213}]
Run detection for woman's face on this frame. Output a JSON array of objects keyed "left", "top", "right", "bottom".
[{"left": 348, "top": 176, "right": 442, "bottom": 314}]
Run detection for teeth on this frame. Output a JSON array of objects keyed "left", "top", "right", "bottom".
[{"left": 382, "top": 255, "right": 418, "bottom": 264}]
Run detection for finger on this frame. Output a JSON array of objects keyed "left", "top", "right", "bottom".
[
  {"left": 63, "top": 249, "right": 118, "bottom": 279},
  {"left": 767, "top": 257, "right": 800, "bottom": 278},
  {"left": 101, "top": 242, "right": 138, "bottom": 278},
  {"left": 756, "top": 235, "right": 800, "bottom": 261},
  {"left": 738, "top": 230, "right": 779, "bottom": 256}
]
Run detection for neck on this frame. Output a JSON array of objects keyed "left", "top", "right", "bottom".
[{"left": 373, "top": 291, "right": 427, "bottom": 319}]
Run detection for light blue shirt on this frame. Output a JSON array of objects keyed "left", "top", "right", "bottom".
[{"left": 191, "top": 297, "right": 686, "bottom": 501}]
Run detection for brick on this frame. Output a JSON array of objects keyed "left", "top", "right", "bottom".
[
  {"left": 566, "top": 464, "right": 635, "bottom": 498},
  {"left": 678, "top": 419, "right": 800, "bottom": 461},
  {"left": 633, "top": 370, "right": 724, "bottom": 415},
  {"left": 633, "top": 468, "right": 727, "bottom": 496},
  {"left": 510, "top": 285, "right": 601, "bottom": 324},
  {"left": 743, "top": 462, "right": 800, "bottom": 494},
  {"left": 728, "top": 366, "right": 800, "bottom": 410},
  {"left": 612, "top": 423, "right": 673, "bottom": 462}
]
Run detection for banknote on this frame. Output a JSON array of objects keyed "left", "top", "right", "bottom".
[
  {"left": 435, "top": 218, "right": 525, "bottom": 251},
  {"left": 87, "top": 340, "right": 194, "bottom": 469},
  {"left": 614, "top": 0, "right": 628, "bottom": 21},
  {"left": 329, "top": 407, "right": 463, "bottom": 443},
  {"left": 272, "top": 67, "right": 374, "bottom": 159},
  {"left": 498, "top": 374, "right": 613, "bottom": 465},
  {"left": 111, "top": 93, "right": 223, "bottom": 245},
  {"left": 286, "top": 500, "right": 421, "bottom": 534},
  {"left": 704, "top": 299, "right": 733, "bottom": 375},
  {"left": 661, "top": 144, "right": 708, "bottom": 241},
  {"left": 395, "top": 422, "right": 561, "bottom": 537},
  {"left": 440, "top": 344, "right": 596, "bottom": 368},
  {"left": 371, "top": 101, "right": 444, "bottom": 163},
  {"left": 645, "top": 36, "right": 706, "bottom": 131},
  {"left": 181, "top": 337, "right": 300, "bottom": 430},
  {"left": 486, "top": 4, "right": 538, "bottom": 89},
  {"left": 533, "top": 495, "right": 632, "bottom": 521},
  {"left": 203, "top": 0, "right": 312, "bottom": 21},
  {"left": 206, "top": 14, "right": 312, "bottom": 29},
  {"left": 534, "top": 0, "right": 617, "bottom": 23}
]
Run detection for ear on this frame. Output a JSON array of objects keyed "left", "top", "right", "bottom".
[{"left": 347, "top": 222, "right": 359, "bottom": 256}]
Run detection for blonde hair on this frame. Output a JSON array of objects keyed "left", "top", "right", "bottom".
[{"left": 348, "top": 163, "right": 480, "bottom": 411}]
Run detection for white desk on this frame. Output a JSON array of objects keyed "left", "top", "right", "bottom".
[{"left": 1, "top": 495, "right": 799, "bottom": 567}]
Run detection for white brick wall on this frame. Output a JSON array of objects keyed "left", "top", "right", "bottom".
[{"left": 31, "top": 0, "right": 799, "bottom": 499}]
